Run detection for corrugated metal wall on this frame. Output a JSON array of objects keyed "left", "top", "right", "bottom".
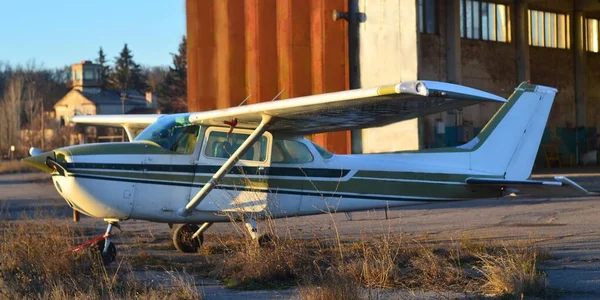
[{"left": 186, "top": 0, "right": 350, "bottom": 154}]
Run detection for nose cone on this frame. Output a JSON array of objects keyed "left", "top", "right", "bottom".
[{"left": 22, "top": 151, "right": 55, "bottom": 174}]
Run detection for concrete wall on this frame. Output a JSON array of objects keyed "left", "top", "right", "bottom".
[{"left": 355, "top": 0, "right": 420, "bottom": 153}]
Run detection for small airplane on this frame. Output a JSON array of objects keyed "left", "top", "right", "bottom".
[{"left": 24, "top": 80, "right": 589, "bottom": 264}]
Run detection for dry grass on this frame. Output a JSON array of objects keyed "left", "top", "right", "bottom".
[
  {"left": 198, "top": 216, "right": 552, "bottom": 299},
  {"left": 0, "top": 217, "right": 202, "bottom": 300},
  {"left": 474, "top": 244, "right": 548, "bottom": 297},
  {"left": 0, "top": 215, "right": 553, "bottom": 299},
  {"left": 405, "top": 245, "right": 468, "bottom": 290},
  {"left": 0, "top": 160, "right": 37, "bottom": 174},
  {"left": 297, "top": 273, "right": 360, "bottom": 300},
  {"left": 212, "top": 238, "right": 312, "bottom": 289},
  {"left": 351, "top": 235, "right": 403, "bottom": 288}
]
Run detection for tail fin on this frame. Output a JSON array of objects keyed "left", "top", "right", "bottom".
[{"left": 466, "top": 82, "right": 557, "bottom": 180}]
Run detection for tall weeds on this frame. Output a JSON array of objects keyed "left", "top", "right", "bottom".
[{"left": 0, "top": 217, "right": 202, "bottom": 299}]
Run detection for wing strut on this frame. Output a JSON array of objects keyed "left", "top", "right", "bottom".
[
  {"left": 123, "top": 126, "right": 136, "bottom": 142},
  {"left": 177, "top": 114, "right": 273, "bottom": 217}
]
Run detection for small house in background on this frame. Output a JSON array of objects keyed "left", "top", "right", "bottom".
[{"left": 54, "top": 60, "right": 159, "bottom": 143}]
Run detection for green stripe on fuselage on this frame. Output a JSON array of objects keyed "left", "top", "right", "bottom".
[{"left": 67, "top": 165, "right": 502, "bottom": 200}]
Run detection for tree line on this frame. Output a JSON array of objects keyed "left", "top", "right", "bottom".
[
  {"left": 0, "top": 36, "right": 187, "bottom": 158},
  {"left": 96, "top": 36, "right": 187, "bottom": 113}
]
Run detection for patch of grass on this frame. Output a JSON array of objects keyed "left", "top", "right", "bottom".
[
  {"left": 198, "top": 218, "right": 553, "bottom": 298},
  {"left": 0, "top": 217, "right": 202, "bottom": 299},
  {"left": 298, "top": 272, "right": 360, "bottom": 300},
  {"left": 405, "top": 245, "right": 468, "bottom": 291},
  {"left": 474, "top": 244, "right": 549, "bottom": 298},
  {"left": 350, "top": 234, "right": 403, "bottom": 288},
  {"left": 0, "top": 160, "right": 37, "bottom": 174},
  {"left": 212, "top": 238, "right": 311, "bottom": 290},
  {"left": 129, "top": 251, "right": 178, "bottom": 269}
]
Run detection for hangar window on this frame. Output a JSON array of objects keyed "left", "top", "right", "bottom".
[
  {"left": 586, "top": 18, "right": 599, "bottom": 53},
  {"left": 460, "top": 0, "right": 511, "bottom": 42},
  {"left": 528, "top": 10, "right": 570, "bottom": 49},
  {"left": 418, "top": 0, "right": 437, "bottom": 34}
]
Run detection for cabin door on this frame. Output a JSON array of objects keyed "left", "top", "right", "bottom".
[
  {"left": 193, "top": 127, "right": 272, "bottom": 214},
  {"left": 133, "top": 125, "right": 202, "bottom": 219}
]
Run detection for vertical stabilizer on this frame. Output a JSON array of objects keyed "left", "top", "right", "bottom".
[{"left": 467, "top": 82, "right": 557, "bottom": 180}]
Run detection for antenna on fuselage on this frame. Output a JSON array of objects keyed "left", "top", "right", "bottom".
[
  {"left": 270, "top": 89, "right": 285, "bottom": 101},
  {"left": 237, "top": 94, "right": 251, "bottom": 106}
]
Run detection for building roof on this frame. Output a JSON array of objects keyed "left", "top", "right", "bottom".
[
  {"left": 78, "top": 89, "right": 149, "bottom": 106},
  {"left": 126, "top": 106, "right": 160, "bottom": 114}
]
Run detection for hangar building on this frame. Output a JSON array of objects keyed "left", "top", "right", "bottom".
[{"left": 186, "top": 0, "right": 600, "bottom": 167}]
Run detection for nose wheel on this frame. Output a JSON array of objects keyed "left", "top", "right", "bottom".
[
  {"left": 95, "top": 222, "right": 119, "bottom": 265},
  {"left": 72, "top": 221, "right": 120, "bottom": 265},
  {"left": 95, "top": 239, "right": 117, "bottom": 265}
]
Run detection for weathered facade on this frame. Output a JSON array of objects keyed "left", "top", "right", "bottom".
[
  {"left": 186, "top": 0, "right": 600, "bottom": 165},
  {"left": 418, "top": 0, "right": 600, "bottom": 166},
  {"left": 186, "top": 0, "right": 351, "bottom": 154},
  {"left": 55, "top": 61, "right": 158, "bottom": 143}
]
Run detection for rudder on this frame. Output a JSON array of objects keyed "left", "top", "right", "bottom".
[{"left": 468, "top": 82, "right": 557, "bottom": 180}]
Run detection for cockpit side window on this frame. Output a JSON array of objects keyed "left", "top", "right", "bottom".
[
  {"left": 134, "top": 114, "right": 200, "bottom": 154},
  {"left": 204, "top": 131, "right": 268, "bottom": 162},
  {"left": 272, "top": 139, "right": 314, "bottom": 164}
]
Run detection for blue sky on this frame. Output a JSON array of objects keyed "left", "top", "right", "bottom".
[{"left": 0, "top": 1, "right": 186, "bottom": 69}]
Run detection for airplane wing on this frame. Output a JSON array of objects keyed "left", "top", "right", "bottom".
[
  {"left": 187, "top": 80, "right": 507, "bottom": 134},
  {"left": 69, "top": 114, "right": 162, "bottom": 128},
  {"left": 69, "top": 114, "right": 162, "bottom": 141},
  {"left": 466, "top": 176, "right": 591, "bottom": 196}
]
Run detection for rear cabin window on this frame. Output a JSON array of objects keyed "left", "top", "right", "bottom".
[
  {"left": 204, "top": 131, "right": 268, "bottom": 162},
  {"left": 311, "top": 141, "right": 334, "bottom": 159},
  {"left": 272, "top": 139, "right": 314, "bottom": 164}
]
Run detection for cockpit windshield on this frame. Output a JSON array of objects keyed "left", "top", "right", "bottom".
[{"left": 134, "top": 114, "right": 200, "bottom": 154}]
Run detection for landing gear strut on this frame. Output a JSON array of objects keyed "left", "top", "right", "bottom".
[
  {"left": 95, "top": 222, "right": 118, "bottom": 265},
  {"left": 172, "top": 222, "right": 212, "bottom": 253},
  {"left": 244, "top": 216, "right": 276, "bottom": 247}
]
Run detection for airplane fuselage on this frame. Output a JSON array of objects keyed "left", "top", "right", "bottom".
[{"left": 48, "top": 130, "right": 504, "bottom": 224}]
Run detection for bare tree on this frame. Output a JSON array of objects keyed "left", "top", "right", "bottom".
[{"left": 0, "top": 73, "right": 24, "bottom": 155}]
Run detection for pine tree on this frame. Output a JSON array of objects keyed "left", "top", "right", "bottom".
[
  {"left": 157, "top": 36, "right": 187, "bottom": 113},
  {"left": 108, "top": 44, "right": 147, "bottom": 91},
  {"left": 95, "top": 47, "right": 110, "bottom": 89}
]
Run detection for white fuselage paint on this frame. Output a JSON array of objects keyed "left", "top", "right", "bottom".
[{"left": 50, "top": 136, "right": 499, "bottom": 224}]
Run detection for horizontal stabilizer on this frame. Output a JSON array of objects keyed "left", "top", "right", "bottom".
[{"left": 466, "top": 176, "right": 590, "bottom": 196}]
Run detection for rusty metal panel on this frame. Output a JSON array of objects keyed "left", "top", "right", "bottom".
[
  {"left": 215, "top": 1, "right": 247, "bottom": 108},
  {"left": 310, "top": 0, "right": 350, "bottom": 154},
  {"left": 187, "top": 0, "right": 350, "bottom": 153},
  {"left": 187, "top": 0, "right": 216, "bottom": 112},
  {"left": 245, "top": 0, "right": 279, "bottom": 104},
  {"left": 277, "top": 0, "right": 313, "bottom": 99}
]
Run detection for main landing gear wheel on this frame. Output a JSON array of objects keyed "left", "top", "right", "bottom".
[
  {"left": 257, "top": 233, "right": 277, "bottom": 247},
  {"left": 172, "top": 224, "right": 203, "bottom": 253}
]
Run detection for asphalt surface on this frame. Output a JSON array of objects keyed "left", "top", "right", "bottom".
[{"left": 3, "top": 170, "right": 600, "bottom": 299}]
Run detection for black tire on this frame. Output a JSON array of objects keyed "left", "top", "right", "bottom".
[
  {"left": 94, "top": 239, "right": 117, "bottom": 265},
  {"left": 257, "top": 233, "right": 278, "bottom": 247},
  {"left": 172, "top": 224, "right": 203, "bottom": 253}
]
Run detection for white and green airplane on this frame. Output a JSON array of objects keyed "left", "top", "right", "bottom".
[{"left": 24, "top": 80, "right": 588, "bottom": 263}]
